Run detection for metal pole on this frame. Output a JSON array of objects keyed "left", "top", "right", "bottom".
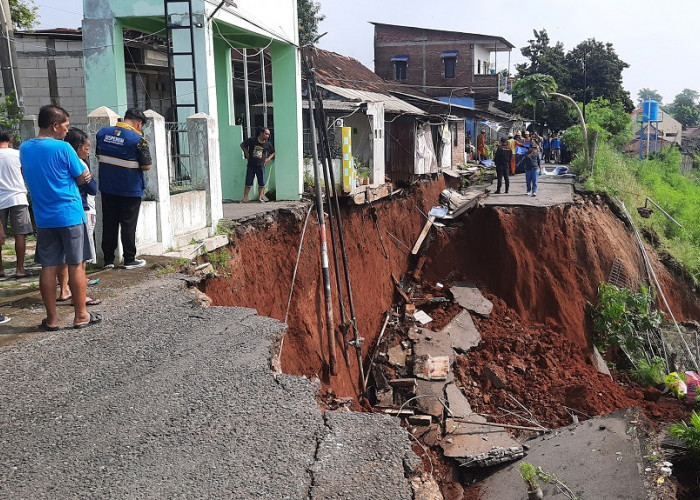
[
  {"left": 316, "top": 90, "right": 366, "bottom": 392},
  {"left": 260, "top": 49, "right": 267, "bottom": 128},
  {"left": 243, "top": 48, "right": 251, "bottom": 138},
  {"left": 303, "top": 53, "right": 337, "bottom": 376},
  {"left": 0, "top": 0, "right": 22, "bottom": 106}
]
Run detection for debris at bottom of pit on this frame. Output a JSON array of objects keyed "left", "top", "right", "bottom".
[
  {"left": 450, "top": 282, "right": 494, "bottom": 318},
  {"left": 441, "top": 417, "right": 524, "bottom": 467},
  {"left": 477, "top": 408, "right": 652, "bottom": 499}
]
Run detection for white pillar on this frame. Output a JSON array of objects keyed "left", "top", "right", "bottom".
[
  {"left": 87, "top": 106, "right": 119, "bottom": 265},
  {"left": 143, "top": 109, "right": 173, "bottom": 253},
  {"left": 187, "top": 112, "right": 223, "bottom": 234},
  {"left": 367, "top": 102, "right": 385, "bottom": 187}
]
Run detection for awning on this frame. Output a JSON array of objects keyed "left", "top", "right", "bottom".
[
  {"left": 391, "top": 55, "right": 410, "bottom": 62},
  {"left": 440, "top": 50, "right": 458, "bottom": 59}
]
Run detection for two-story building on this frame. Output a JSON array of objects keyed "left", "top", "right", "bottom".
[{"left": 372, "top": 22, "right": 514, "bottom": 140}]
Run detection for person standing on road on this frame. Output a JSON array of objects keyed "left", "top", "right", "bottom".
[
  {"left": 525, "top": 145, "right": 542, "bottom": 197},
  {"left": 0, "top": 220, "right": 7, "bottom": 322},
  {"left": 96, "top": 108, "right": 152, "bottom": 270},
  {"left": 56, "top": 128, "right": 101, "bottom": 307},
  {"left": 493, "top": 137, "right": 512, "bottom": 194},
  {"left": 514, "top": 131, "right": 530, "bottom": 174},
  {"left": 476, "top": 129, "right": 487, "bottom": 161},
  {"left": 240, "top": 127, "right": 275, "bottom": 203},
  {"left": 507, "top": 133, "right": 516, "bottom": 174},
  {"left": 551, "top": 133, "right": 561, "bottom": 163},
  {"left": 0, "top": 126, "right": 33, "bottom": 279},
  {"left": 19, "top": 104, "right": 100, "bottom": 330}
]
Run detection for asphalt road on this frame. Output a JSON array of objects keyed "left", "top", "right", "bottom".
[{"left": 0, "top": 275, "right": 415, "bottom": 499}]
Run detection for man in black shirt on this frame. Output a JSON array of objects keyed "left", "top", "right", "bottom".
[
  {"left": 493, "top": 137, "right": 512, "bottom": 194},
  {"left": 240, "top": 127, "right": 275, "bottom": 202}
]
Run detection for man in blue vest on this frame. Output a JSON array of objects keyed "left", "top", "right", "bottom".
[{"left": 96, "top": 108, "right": 152, "bottom": 269}]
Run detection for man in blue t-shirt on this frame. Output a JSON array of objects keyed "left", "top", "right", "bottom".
[
  {"left": 20, "top": 105, "right": 101, "bottom": 330},
  {"left": 96, "top": 108, "right": 152, "bottom": 269}
]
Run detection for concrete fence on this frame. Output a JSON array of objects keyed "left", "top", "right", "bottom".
[{"left": 20, "top": 108, "right": 223, "bottom": 264}]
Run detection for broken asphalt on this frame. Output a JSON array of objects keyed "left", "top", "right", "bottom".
[{"left": 0, "top": 273, "right": 417, "bottom": 498}]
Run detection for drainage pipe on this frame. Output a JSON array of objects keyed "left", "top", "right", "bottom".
[{"left": 303, "top": 54, "right": 336, "bottom": 375}]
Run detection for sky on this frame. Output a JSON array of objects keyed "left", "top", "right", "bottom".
[{"left": 34, "top": 0, "right": 700, "bottom": 106}]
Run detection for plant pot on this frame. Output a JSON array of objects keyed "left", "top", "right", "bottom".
[{"left": 527, "top": 487, "right": 544, "bottom": 500}]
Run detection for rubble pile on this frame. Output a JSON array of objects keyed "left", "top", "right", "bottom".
[{"left": 367, "top": 275, "right": 525, "bottom": 469}]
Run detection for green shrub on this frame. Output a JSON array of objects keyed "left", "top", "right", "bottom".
[
  {"left": 669, "top": 410, "right": 700, "bottom": 457},
  {"left": 630, "top": 357, "right": 666, "bottom": 386}
]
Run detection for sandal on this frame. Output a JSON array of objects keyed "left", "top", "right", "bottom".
[
  {"left": 85, "top": 298, "right": 102, "bottom": 306},
  {"left": 40, "top": 319, "right": 59, "bottom": 331},
  {"left": 74, "top": 311, "right": 102, "bottom": 329}
]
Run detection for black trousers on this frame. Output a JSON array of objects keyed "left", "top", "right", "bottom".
[
  {"left": 101, "top": 192, "right": 142, "bottom": 264},
  {"left": 496, "top": 164, "right": 509, "bottom": 193}
]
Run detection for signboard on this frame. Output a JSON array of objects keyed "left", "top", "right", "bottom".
[{"left": 342, "top": 126, "right": 354, "bottom": 193}]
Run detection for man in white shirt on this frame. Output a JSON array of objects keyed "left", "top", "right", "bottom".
[{"left": 0, "top": 126, "right": 32, "bottom": 278}]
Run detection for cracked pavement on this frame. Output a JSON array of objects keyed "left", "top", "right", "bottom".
[{"left": 0, "top": 275, "right": 416, "bottom": 499}]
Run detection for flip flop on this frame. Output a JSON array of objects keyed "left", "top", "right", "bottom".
[
  {"left": 85, "top": 298, "right": 102, "bottom": 306},
  {"left": 74, "top": 311, "right": 102, "bottom": 329},
  {"left": 87, "top": 278, "right": 100, "bottom": 286},
  {"left": 40, "top": 319, "right": 60, "bottom": 331}
]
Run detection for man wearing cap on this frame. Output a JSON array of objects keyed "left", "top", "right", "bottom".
[
  {"left": 493, "top": 137, "right": 512, "bottom": 194},
  {"left": 96, "top": 108, "right": 152, "bottom": 270}
]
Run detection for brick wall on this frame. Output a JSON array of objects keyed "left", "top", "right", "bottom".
[
  {"left": 14, "top": 35, "right": 88, "bottom": 131},
  {"left": 374, "top": 24, "right": 504, "bottom": 101}
]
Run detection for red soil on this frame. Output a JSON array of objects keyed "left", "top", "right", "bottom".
[{"left": 201, "top": 182, "right": 700, "bottom": 425}]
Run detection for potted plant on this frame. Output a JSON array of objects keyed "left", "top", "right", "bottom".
[{"left": 519, "top": 462, "right": 543, "bottom": 500}]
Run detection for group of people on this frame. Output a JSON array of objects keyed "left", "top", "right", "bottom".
[
  {"left": 541, "top": 133, "right": 569, "bottom": 164},
  {"left": 494, "top": 134, "right": 542, "bottom": 196},
  {"left": 0, "top": 105, "right": 152, "bottom": 330}
]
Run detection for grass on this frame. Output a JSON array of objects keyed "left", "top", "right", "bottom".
[{"left": 579, "top": 143, "right": 700, "bottom": 286}]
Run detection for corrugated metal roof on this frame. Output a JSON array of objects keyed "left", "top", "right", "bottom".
[{"left": 318, "top": 84, "right": 426, "bottom": 116}]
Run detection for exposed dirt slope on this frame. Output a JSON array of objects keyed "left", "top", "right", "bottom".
[
  {"left": 201, "top": 180, "right": 447, "bottom": 398},
  {"left": 201, "top": 183, "right": 700, "bottom": 406}
]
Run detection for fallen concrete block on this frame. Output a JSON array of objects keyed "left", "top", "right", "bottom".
[
  {"left": 441, "top": 417, "right": 523, "bottom": 467},
  {"left": 592, "top": 346, "right": 612, "bottom": 378},
  {"left": 410, "top": 471, "right": 443, "bottom": 500},
  {"left": 482, "top": 364, "right": 507, "bottom": 389},
  {"left": 387, "top": 344, "right": 407, "bottom": 367},
  {"left": 413, "top": 330, "right": 454, "bottom": 365},
  {"left": 478, "top": 408, "right": 649, "bottom": 499},
  {"left": 445, "top": 383, "right": 472, "bottom": 418},
  {"left": 414, "top": 379, "right": 447, "bottom": 418},
  {"left": 451, "top": 283, "right": 493, "bottom": 318},
  {"left": 414, "top": 355, "right": 450, "bottom": 381},
  {"left": 441, "top": 309, "right": 481, "bottom": 353}
]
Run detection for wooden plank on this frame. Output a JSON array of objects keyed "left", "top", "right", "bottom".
[{"left": 411, "top": 215, "right": 436, "bottom": 254}]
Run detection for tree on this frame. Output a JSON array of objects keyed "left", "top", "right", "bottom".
[
  {"left": 512, "top": 74, "right": 590, "bottom": 169},
  {"left": 668, "top": 89, "right": 700, "bottom": 128},
  {"left": 8, "top": 0, "right": 37, "bottom": 30},
  {"left": 637, "top": 88, "right": 663, "bottom": 107},
  {"left": 297, "top": 0, "right": 324, "bottom": 46},
  {"left": 565, "top": 39, "right": 633, "bottom": 113}
]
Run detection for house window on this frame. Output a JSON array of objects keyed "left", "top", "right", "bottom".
[
  {"left": 391, "top": 55, "right": 409, "bottom": 81},
  {"left": 441, "top": 51, "right": 458, "bottom": 79}
]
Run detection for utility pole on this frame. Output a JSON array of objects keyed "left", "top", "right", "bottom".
[
  {"left": 582, "top": 49, "right": 587, "bottom": 120},
  {"left": 0, "top": 0, "right": 22, "bottom": 108}
]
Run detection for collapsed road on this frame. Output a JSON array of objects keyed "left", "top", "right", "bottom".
[{"left": 1, "top": 173, "right": 699, "bottom": 498}]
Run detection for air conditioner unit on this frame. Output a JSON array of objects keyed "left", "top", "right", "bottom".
[{"left": 333, "top": 118, "right": 344, "bottom": 128}]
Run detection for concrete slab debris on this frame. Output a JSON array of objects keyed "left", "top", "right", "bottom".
[
  {"left": 387, "top": 344, "right": 407, "bottom": 367},
  {"left": 410, "top": 472, "right": 443, "bottom": 500},
  {"left": 414, "top": 379, "right": 447, "bottom": 418},
  {"left": 414, "top": 354, "right": 450, "bottom": 381},
  {"left": 478, "top": 408, "right": 648, "bottom": 500},
  {"left": 445, "top": 383, "right": 473, "bottom": 418},
  {"left": 413, "top": 309, "right": 433, "bottom": 325},
  {"left": 413, "top": 331, "right": 455, "bottom": 364},
  {"left": 441, "top": 417, "right": 524, "bottom": 467},
  {"left": 441, "top": 309, "right": 481, "bottom": 353},
  {"left": 451, "top": 283, "right": 493, "bottom": 317},
  {"left": 592, "top": 345, "right": 612, "bottom": 378}
]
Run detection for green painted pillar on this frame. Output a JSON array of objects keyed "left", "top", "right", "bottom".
[
  {"left": 270, "top": 41, "right": 302, "bottom": 201},
  {"left": 214, "top": 37, "right": 244, "bottom": 200},
  {"left": 82, "top": 17, "right": 128, "bottom": 116}
]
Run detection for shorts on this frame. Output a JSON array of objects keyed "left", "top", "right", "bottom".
[
  {"left": 0, "top": 205, "right": 33, "bottom": 235},
  {"left": 35, "top": 223, "right": 93, "bottom": 267},
  {"left": 245, "top": 166, "right": 265, "bottom": 187}
]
